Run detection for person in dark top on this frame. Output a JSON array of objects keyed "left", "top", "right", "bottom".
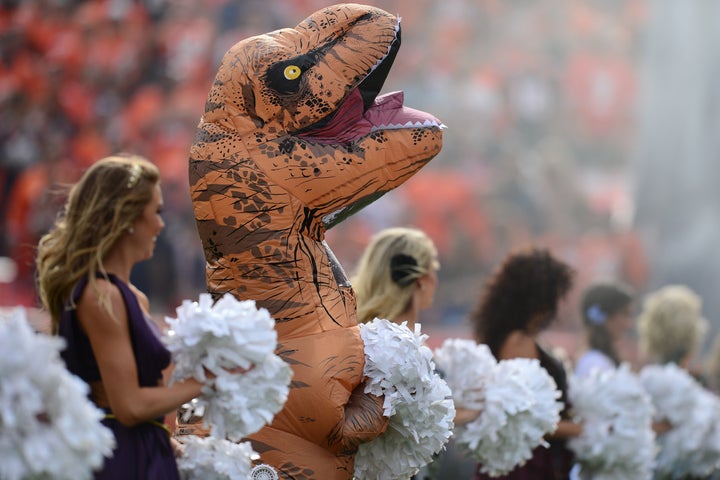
[
  {"left": 470, "top": 247, "right": 582, "bottom": 480},
  {"left": 36, "top": 154, "right": 205, "bottom": 479}
]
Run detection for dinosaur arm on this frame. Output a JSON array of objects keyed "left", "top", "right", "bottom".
[{"left": 341, "top": 381, "right": 388, "bottom": 452}]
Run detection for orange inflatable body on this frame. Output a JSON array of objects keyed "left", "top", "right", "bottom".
[{"left": 185, "top": 4, "right": 443, "bottom": 479}]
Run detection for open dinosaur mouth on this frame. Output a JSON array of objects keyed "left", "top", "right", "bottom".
[
  {"left": 297, "top": 88, "right": 443, "bottom": 144},
  {"left": 297, "top": 23, "right": 443, "bottom": 145}
]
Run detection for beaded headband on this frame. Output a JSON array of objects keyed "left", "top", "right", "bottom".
[{"left": 126, "top": 164, "right": 142, "bottom": 188}]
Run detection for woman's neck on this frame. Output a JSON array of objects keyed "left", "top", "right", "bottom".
[
  {"left": 393, "top": 306, "right": 419, "bottom": 330},
  {"left": 101, "top": 252, "right": 133, "bottom": 284},
  {"left": 392, "top": 288, "right": 424, "bottom": 329}
]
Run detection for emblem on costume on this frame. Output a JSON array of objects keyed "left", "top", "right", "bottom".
[{"left": 251, "top": 464, "right": 279, "bottom": 480}]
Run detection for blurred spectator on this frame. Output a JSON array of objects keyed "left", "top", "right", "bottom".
[{"left": 704, "top": 332, "right": 720, "bottom": 394}]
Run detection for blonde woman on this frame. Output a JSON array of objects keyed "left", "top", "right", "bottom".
[
  {"left": 36, "top": 155, "right": 205, "bottom": 479},
  {"left": 637, "top": 284, "right": 708, "bottom": 369},
  {"left": 352, "top": 227, "right": 439, "bottom": 329},
  {"left": 352, "top": 227, "right": 477, "bottom": 479}
]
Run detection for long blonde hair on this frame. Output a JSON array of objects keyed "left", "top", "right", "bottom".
[
  {"left": 36, "top": 154, "right": 160, "bottom": 332},
  {"left": 352, "top": 227, "right": 438, "bottom": 324}
]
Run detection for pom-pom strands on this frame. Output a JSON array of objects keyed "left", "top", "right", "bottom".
[
  {"left": 640, "top": 363, "right": 720, "bottom": 479},
  {"left": 433, "top": 339, "right": 493, "bottom": 413},
  {"left": 164, "top": 293, "right": 292, "bottom": 441},
  {"left": 355, "top": 319, "right": 455, "bottom": 480},
  {"left": 568, "top": 364, "right": 656, "bottom": 480},
  {"left": 0, "top": 308, "right": 115, "bottom": 480},
  {"left": 177, "top": 435, "right": 259, "bottom": 480},
  {"left": 434, "top": 339, "right": 563, "bottom": 477}
]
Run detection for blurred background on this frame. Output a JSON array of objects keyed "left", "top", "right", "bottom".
[{"left": 1, "top": 0, "right": 719, "bottom": 366}]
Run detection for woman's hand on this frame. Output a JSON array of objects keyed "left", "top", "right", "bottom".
[
  {"left": 170, "top": 437, "right": 186, "bottom": 458},
  {"left": 454, "top": 407, "right": 481, "bottom": 426},
  {"left": 551, "top": 419, "right": 583, "bottom": 439},
  {"left": 204, "top": 364, "right": 254, "bottom": 380},
  {"left": 652, "top": 419, "right": 672, "bottom": 435}
]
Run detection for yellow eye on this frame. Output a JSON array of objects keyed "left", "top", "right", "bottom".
[{"left": 284, "top": 65, "right": 302, "bottom": 80}]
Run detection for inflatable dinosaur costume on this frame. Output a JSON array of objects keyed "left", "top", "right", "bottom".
[{"left": 183, "top": 4, "right": 443, "bottom": 479}]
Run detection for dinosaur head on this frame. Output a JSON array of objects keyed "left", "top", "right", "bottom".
[
  {"left": 193, "top": 3, "right": 443, "bottom": 237},
  {"left": 204, "top": 3, "right": 443, "bottom": 144}
]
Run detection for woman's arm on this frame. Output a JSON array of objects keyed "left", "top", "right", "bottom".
[
  {"left": 454, "top": 407, "right": 481, "bottom": 426},
  {"left": 551, "top": 419, "right": 583, "bottom": 439},
  {"left": 78, "top": 280, "right": 203, "bottom": 426}
]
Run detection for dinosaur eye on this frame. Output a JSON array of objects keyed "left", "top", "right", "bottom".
[
  {"left": 284, "top": 65, "right": 302, "bottom": 80},
  {"left": 266, "top": 55, "right": 315, "bottom": 94}
]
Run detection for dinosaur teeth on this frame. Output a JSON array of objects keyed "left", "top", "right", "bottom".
[
  {"left": 368, "top": 18, "right": 402, "bottom": 74},
  {"left": 369, "top": 120, "right": 444, "bottom": 132}
]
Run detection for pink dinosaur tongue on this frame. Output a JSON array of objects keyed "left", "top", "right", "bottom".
[{"left": 296, "top": 89, "right": 442, "bottom": 145}]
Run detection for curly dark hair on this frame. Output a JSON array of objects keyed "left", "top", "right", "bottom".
[{"left": 471, "top": 247, "right": 574, "bottom": 357}]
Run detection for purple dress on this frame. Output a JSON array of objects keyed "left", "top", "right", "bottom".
[
  {"left": 474, "top": 345, "right": 574, "bottom": 480},
  {"left": 59, "top": 273, "right": 179, "bottom": 480}
]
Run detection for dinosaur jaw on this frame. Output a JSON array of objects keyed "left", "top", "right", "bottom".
[
  {"left": 367, "top": 91, "right": 445, "bottom": 132},
  {"left": 296, "top": 89, "right": 443, "bottom": 145}
]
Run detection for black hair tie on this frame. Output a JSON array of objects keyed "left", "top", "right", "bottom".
[{"left": 390, "top": 253, "right": 419, "bottom": 286}]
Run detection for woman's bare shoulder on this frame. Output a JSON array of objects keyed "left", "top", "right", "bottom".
[{"left": 76, "top": 278, "right": 126, "bottom": 330}]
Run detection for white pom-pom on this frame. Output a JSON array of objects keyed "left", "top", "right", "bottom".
[
  {"left": 435, "top": 338, "right": 563, "bottom": 477},
  {"left": 165, "top": 294, "right": 292, "bottom": 440},
  {"left": 433, "top": 338, "right": 494, "bottom": 413},
  {"left": 177, "top": 436, "right": 259, "bottom": 480},
  {"left": 354, "top": 319, "right": 455, "bottom": 480},
  {"left": 0, "top": 307, "right": 115, "bottom": 480},
  {"left": 466, "top": 359, "right": 562, "bottom": 476},
  {"left": 640, "top": 363, "right": 720, "bottom": 478},
  {"left": 569, "top": 364, "right": 656, "bottom": 480}
]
